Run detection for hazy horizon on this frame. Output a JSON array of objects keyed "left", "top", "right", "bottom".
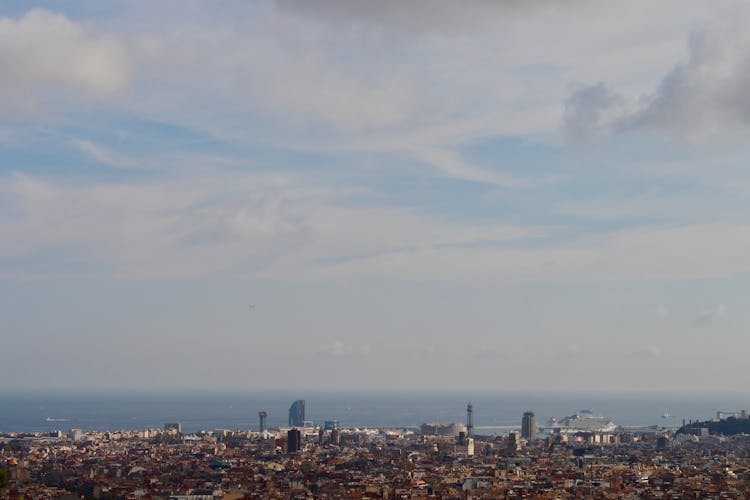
[
  {"left": 5, "top": 388, "right": 749, "bottom": 396},
  {"left": 3, "top": 1, "right": 750, "bottom": 392},
  {"left": 2, "top": 388, "right": 746, "bottom": 434}
]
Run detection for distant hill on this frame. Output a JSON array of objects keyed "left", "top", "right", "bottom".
[{"left": 677, "top": 417, "right": 750, "bottom": 436}]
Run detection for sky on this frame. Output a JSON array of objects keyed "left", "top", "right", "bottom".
[{"left": 2, "top": 1, "right": 750, "bottom": 392}]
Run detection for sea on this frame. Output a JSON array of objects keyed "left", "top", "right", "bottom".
[{"left": 1, "top": 390, "right": 748, "bottom": 434}]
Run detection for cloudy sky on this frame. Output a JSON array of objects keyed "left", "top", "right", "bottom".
[{"left": 2, "top": 1, "right": 750, "bottom": 391}]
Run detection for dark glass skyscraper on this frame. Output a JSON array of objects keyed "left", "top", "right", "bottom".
[
  {"left": 287, "top": 428, "right": 301, "bottom": 453},
  {"left": 521, "top": 411, "right": 537, "bottom": 440},
  {"left": 288, "top": 399, "right": 305, "bottom": 427}
]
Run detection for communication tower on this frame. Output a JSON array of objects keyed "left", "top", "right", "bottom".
[{"left": 466, "top": 402, "right": 474, "bottom": 437}]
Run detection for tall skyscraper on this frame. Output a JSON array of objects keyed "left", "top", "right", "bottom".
[
  {"left": 522, "top": 411, "right": 537, "bottom": 440},
  {"left": 287, "top": 428, "right": 302, "bottom": 453},
  {"left": 288, "top": 399, "right": 305, "bottom": 427},
  {"left": 466, "top": 402, "right": 474, "bottom": 437},
  {"left": 258, "top": 411, "right": 267, "bottom": 433}
]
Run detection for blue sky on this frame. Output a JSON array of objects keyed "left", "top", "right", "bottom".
[{"left": 2, "top": 1, "right": 750, "bottom": 391}]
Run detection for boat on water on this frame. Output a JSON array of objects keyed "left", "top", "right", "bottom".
[{"left": 546, "top": 409, "right": 617, "bottom": 433}]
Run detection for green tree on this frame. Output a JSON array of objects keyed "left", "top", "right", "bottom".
[{"left": 0, "top": 468, "right": 8, "bottom": 490}]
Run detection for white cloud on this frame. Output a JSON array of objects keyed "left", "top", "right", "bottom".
[
  {"left": 564, "top": 6, "right": 750, "bottom": 142},
  {"left": 0, "top": 9, "right": 129, "bottom": 105},
  {"left": 317, "top": 339, "right": 372, "bottom": 357},
  {"left": 319, "top": 340, "right": 349, "bottom": 357},
  {"left": 656, "top": 305, "right": 669, "bottom": 318}
]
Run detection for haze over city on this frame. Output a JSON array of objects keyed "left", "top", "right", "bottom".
[{"left": 3, "top": 1, "right": 750, "bottom": 392}]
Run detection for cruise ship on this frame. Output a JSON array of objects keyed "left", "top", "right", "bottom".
[{"left": 546, "top": 409, "right": 617, "bottom": 433}]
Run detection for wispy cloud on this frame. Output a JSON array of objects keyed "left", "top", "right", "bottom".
[
  {"left": 71, "top": 139, "right": 144, "bottom": 169},
  {"left": 695, "top": 304, "right": 727, "bottom": 324},
  {"left": 629, "top": 345, "right": 662, "bottom": 359},
  {"left": 7, "top": 170, "right": 750, "bottom": 285},
  {"left": 409, "top": 146, "right": 531, "bottom": 188},
  {"left": 317, "top": 340, "right": 372, "bottom": 358},
  {"left": 0, "top": 172, "right": 539, "bottom": 280}
]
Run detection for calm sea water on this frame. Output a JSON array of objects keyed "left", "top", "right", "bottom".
[{"left": 1, "top": 390, "right": 748, "bottom": 434}]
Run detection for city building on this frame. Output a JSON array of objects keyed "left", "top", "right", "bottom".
[
  {"left": 258, "top": 411, "right": 267, "bottom": 433},
  {"left": 6, "top": 417, "right": 750, "bottom": 499},
  {"left": 455, "top": 432, "right": 474, "bottom": 456},
  {"left": 288, "top": 400, "right": 305, "bottom": 427},
  {"left": 164, "top": 422, "right": 181, "bottom": 434},
  {"left": 329, "top": 428, "right": 341, "bottom": 445},
  {"left": 420, "top": 422, "right": 467, "bottom": 436},
  {"left": 522, "top": 411, "right": 537, "bottom": 441},
  {"left": 287, "top": 428, "right": 302, "bottom": 453},
  {"left": 507, "top": 431, "right": 520, "bottom": 452},
  {"left": 324, "top": 419, "right": 339, "bottom": 430}
]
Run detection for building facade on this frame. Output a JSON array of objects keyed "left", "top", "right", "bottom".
[
  {"left": 258, "top": 411, "right": 267, "bottom": 433},
  {"left": 288, "top": 400, "right": 305, "bottom": 427},
  {"left": 287, "top": 428, "right": 302, "bottom": 453},
  {"left": 522, "top": 411, "right": 537, "bottom": 441}
]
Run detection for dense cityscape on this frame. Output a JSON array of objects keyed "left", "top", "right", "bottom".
[
  {"left": 4, "top": 399, "right": 750, "bottom": 498},
  {"left": 5, "top": 1, "right": 750, "bottom": 498}
]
